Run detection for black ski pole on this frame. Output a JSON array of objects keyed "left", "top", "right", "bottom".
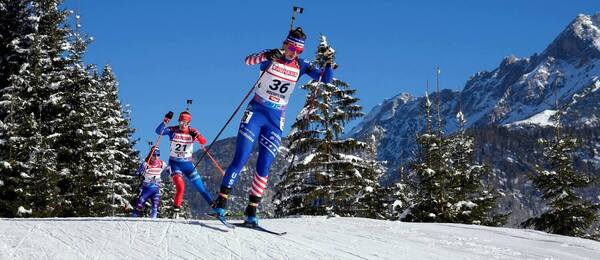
[{"left": 290, "top": 6, "right": 304, "bottom": 31}]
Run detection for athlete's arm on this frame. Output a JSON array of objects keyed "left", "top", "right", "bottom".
[
  {"left": 135, "top": 163, "right": 146, "bottom": 176},
  {"left": 155, "top": 122, "right": 173, "bottom": 136},
  {"left": 245, "top": 51, "right": 268, "bottom": 66},
  {"left": 189, "top": 128, "right": 207, "bottom": 145},
  {"left": 299, "top": 59, "right": 333, "bottom": 83}
]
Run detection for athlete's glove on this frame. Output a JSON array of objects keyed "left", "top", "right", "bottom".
[
  {"left": 264, "top": 49, "right": 283, "bottom": 61},
  {"left": 164, "top": 111, "right": 174, "bottom": 123},
  {"left": 190, "top": 129, "right": 207, "bottom": 145}
]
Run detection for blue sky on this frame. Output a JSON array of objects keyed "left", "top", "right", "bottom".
[{"left": 64, "top": 0, "right": 598, "bottom": 154}]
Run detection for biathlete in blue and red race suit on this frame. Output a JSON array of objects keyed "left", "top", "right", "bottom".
[
  {"left": 132, "top": 147, "right": 168, "bottom": 218},
  {"left": 211, "top": 27, "right": 334, "bottom": 225},
  {"left": 156, "top": 111, "right": 212, "bottom": 217}
]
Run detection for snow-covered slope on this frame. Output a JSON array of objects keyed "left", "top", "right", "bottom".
[{"left": 1, "top": 217, "right": 599, "bottom": 259}]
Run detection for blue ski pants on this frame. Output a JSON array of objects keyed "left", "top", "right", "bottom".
[
  {"left": 133, "top": 182, "right": 160, "bottom": 218},
  {"left": 221, "top": 101, "right": 283, "bottom": 190}
]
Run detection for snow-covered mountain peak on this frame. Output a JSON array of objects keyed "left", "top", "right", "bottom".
[
  {"left": 346, "top": 92, "right": 415, "bottom": 137},
  {"left": 542, "top": 13, "right": 600, "bottom": 62},
  {"left": 349, "top": 13, "right": 600, "bottom": 185}
]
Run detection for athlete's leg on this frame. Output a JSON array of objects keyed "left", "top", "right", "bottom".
[
  {"left": 181, "top": 162, "right": 213, "bottom": 204},
  {"left": 150, "top": 187, "right": 160, "bottom": 219},
  {"left": 170, "top": 161, "right": 185, "bottom": 210},
  {"left": 213, "top": 107, "right": 265, "bottom": 213},
  {"left": 245, "top": 121, "right": 283, "bottom": 222},
  {"left": 133, "top": 184, "right": 154, "bottom": 217},
  {"left": 221, "top": 108, "right": 263, "bottom": 189}
]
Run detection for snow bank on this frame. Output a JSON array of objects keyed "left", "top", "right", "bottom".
[{"left": 1, "top": 217, "right": 599, "bottom": 259}]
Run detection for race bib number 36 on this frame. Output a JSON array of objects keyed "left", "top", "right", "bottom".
[{"left": 255, "top": 62, "right": 300, "bottom": 106}]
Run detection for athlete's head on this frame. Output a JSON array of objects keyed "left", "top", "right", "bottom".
[
  {"left": 178, "top": 111, "right": 191, "bottom": 130},
  {"left": 283, "top": 27, "right": 306, "bottom": 59},
  {"left": 145, "top": 147, "right": 160, "bottom": 162}
]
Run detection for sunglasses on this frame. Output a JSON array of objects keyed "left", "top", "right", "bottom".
[{"left": 287, "top": 44, "right": 303, "bottom": 54}]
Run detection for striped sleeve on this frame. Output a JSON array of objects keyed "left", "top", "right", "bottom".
[{"left": 244, "top": 52, "right": 267, "bottom": 65}]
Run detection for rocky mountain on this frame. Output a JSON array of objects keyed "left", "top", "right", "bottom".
[
  {"left": 350, "top": 13, "right": 600, "bottom": 174},
  {"left": 347, "top": 13, "right": 600, "bottom": 225}
]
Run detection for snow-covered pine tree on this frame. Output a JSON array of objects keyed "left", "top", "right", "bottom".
[
  {"left": 403, "top": 92, "right": 453, "bottom": 222},
  {"left": 1, "top": 1, "right": 139, "bottom": 217},
  {"left": 94, "top": 66, "right": 139, "bottom": 216},
  {"left": 351, "top": 134, "right": 389, "bottom": 219},
  {"left": 0, "top": 0, "right": 70, "bottom": 217},
  {"left": 386, "top": 166, "right": 414, "bottom": 220},
  {"left": 275, "top": 36, "right": 381, "bottom": 218},
  {"left": 522, "top": 132, "right": 599, "bottom": 237},
  {"left": 445, "top": 111, "right": 506, "bottom": 226},
  {"left": 0, "top": 0, "right": 36, "bottom": 100}
]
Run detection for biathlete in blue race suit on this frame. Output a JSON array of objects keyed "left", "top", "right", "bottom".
[
  {"left": 212, "top": 27, "right": 334, "bottom": 224},
  {"left": 132, "top": 147, "right": 168, "bottom": 218},
  {"left": 156, "top": 111, "right": 212, "bottom": 216}
]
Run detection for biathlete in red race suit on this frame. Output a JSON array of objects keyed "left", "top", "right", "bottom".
[
  {"left": 156, "top": 111, "right": 212, "bottom": 217},
  {"left": 211, "top": 27, "right": 334, "bottom": 225}
]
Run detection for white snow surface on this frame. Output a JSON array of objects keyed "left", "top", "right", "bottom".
[
  {"left": 506, "top": 110, "right": 558, "bottom": 127},
  {"left": 1, "top": 217, "right": 599, "bottom": 260}
]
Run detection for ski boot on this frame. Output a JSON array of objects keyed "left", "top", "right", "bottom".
[
  {"left": 243, "top": 195, "right": 261, "bottom": 227},
  {"left": 131, "top": 205, "right": 143, "bottom": 218},
  {"left": 173, "top": 207, "right": 180, "bottom": 219},
  {"left": 210, "top": 186, "right": 230, "bottom": 218}
]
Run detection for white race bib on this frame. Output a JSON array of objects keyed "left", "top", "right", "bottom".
[
  {"left": 255, "top": 61, "right": 300, "bottom": 107},
  {"left": 170, "top": 133, "right": 194, "bottom": 159},
  {"left": 143, "top": 161, "right": 163, "bottom": 184}
]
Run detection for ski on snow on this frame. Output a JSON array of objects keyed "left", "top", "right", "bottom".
[
  {"left": 232, "top": 222, "right": 287, "bottom": 236},
  {"left": 205, "top": 213, "right": 235, "bottom": 229},
  {"left": 206, "top": 213, "right": 286, "bottom": 235}
]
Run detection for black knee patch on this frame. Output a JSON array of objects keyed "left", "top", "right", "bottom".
[
  {"left": 249, "top": 195, "right": 261, "bottom": 204},
  {"left": 245, "top": 195, "right": 262, "bottom": 217},
  {"left": 212, "top": 186, "right": 232, "bottom": 209}
]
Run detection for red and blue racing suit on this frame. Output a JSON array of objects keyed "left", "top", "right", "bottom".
[{"left": 155, "top": 123, "right": 213, "bottom": 208}]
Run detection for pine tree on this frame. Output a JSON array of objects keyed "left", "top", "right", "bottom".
[
  {"left": 445, "top": 111, "right": 506, "bottom": 226},
  {"left": 1, "top": 1, "right": 139, "bottom": 217},
  {"left": 522, "top": 133, "right": 599, "bottom": 237},
  {"left": 0, "top": 0, "right": 35, "bottom": 97},
  {"left": 0, "top": 0, "right": 70, "bottom": 217},
  {"left": 403, "top": 92, "right": 453, "bottom": 222},
  {"left": 275, "top": 36, "right": 382, "bottom": 217},
  {"left": 95, "top": 66, "right": 139, "bottom": 216}
]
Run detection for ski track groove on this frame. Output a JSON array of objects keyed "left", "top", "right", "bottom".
[
  {"left": 9, "top": 222, "right": 36, "bottom": 259},
  {"left": 158, "top": 221, "right": 173, "bottom": 259},
  {"left": 92, "top": 222, "right": 111, "bottom": 260},
  {"left": 130, "top": 220, "right": 139, "bottom": 248},
  {"left": 39, "top": 222, "right": 89, "bottom": 259},
  {"left": 117, "top": 219, "right": 134, "bottom": 249}
]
